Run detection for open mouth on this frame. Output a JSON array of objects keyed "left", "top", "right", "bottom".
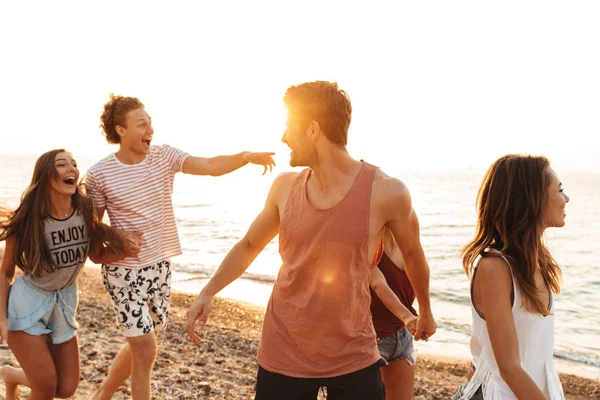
[
  {"left": 63, "top": 177, "right": 76, "bottom": 186},
  {"left": 143, "top": 138, "right": 152, "bottom": 146}
]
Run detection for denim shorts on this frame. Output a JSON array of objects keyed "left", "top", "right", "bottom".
[
  {"left": 376, "top": 327, "right": 416, "bottom": 365},
  {"left": 451, "top": 380, "right": 484, "bottom": 400},
  {"left": 7, "top": 276, "right": 79, "bottom": 344}
]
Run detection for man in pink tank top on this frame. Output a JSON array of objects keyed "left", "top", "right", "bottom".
[{"left": 185, "top": 81, "right": 437, "bottom": 399}]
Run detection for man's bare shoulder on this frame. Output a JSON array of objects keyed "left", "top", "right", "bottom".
[
  {"left": 268, "top": 171, "right": 301, "bottom": 203},
  {"left": 272, "top": 171, "right": 300, "bottom": 188},
  {"left": 370, "top": 168, "right": 413, "bottom": 223},
  {"left": 372, "top": 168, "right": 410, "bottom": 199}
]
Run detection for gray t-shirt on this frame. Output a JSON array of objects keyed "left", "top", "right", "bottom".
[{"left": 25, "top": 211, "right": 90, "bottom": 291}]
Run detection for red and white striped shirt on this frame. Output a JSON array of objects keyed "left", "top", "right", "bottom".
[{"left": 85, "top": 144, "right": 189, "bottom": 269}]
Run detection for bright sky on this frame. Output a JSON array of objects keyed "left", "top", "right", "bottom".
[{"left": 1, "top": 1, "right": 599, "bottom": 173}]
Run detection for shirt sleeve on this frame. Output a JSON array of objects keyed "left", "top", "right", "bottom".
[
  {"left": 161, "top": 144, "right": 190, "bottom": 173},
  {"left": 84, "top": 170, "right": 106, "bottom": 209}
]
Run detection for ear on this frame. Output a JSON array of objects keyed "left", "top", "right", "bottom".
[
  {"left": 115, "top": 124, "right": 126, "bottom": 138},
  {"left": 307, "top": 121, "right": 320, "bottom": 141}
]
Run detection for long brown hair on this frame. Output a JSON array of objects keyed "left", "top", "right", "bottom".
[
  {"left": 0, "top": 149, "right": 127, "bottom": 277},
  {"left": 461, "top": 154, "right": 561, "bottom": 315}
]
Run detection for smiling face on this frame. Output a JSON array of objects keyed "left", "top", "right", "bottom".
[
  {"left": 281, "top": 116, "right": 317, "bottom": 167},
  {"left": 542, "top": 167, "right": 570, "bottom": 229},
  {"left": 50, "top": 152, "right": 79, "bottom": 197},
  {"left": 116, "top": 108, "right": 154, "bottom": 156}
]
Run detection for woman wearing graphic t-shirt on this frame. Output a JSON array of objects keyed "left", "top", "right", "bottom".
[{"left": 0, "top": 149, "right": 141, "bottom": 400}]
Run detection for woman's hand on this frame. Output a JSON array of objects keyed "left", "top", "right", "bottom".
[
  {"left": 123, "top": 231, "right": 144, "bottom": 258},
  {"left": 403, "top": 314, "right": 418, "bottom": 337}
]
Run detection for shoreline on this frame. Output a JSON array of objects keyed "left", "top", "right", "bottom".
[
  {"left": 0, "top": 267, "right": 597, "bottom": 399},
  {"left": 169, "top": 270, "right": 600, "bottom": 381}
]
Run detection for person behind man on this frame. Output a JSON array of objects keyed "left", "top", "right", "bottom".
[
  {"left": 371, "top": 228, "right": 420, "bottom": 400},
  {"left": 85, "top": 94, "right": 276, "bottom": 400},
  {"left": 185, "top": 81, "right": 437, "bottom": 399}
]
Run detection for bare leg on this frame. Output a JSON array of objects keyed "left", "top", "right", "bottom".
[
  {"left": 380, "top": 358, "right": 415, "bottom": 400},
  {"left": 91, "top": 342, "right": 133, "bottom": 400},
  {"left": 1, "top": 365, "right": 27, "bottom": 400},
  {"left": 7, "top": 331, "right": 57, "bottom": 400},
  {"left": 92, "top": 329, "right": 161, "bottom": 400},
  {"left": 48, "top": 335, "right": 80, "bottom": 398},
  {"left": 128, "top": 332, "right": 157, "bottom": 400}
]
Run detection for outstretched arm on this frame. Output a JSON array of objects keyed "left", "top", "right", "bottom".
[
  {"left": 382, "top": 178, "right": 436, "bottom": 340},
  {"left": 182, "top": 152, "right": 276, "bottom": 176},
  {"left": 185, "top": 173, "right": 287, "bottom": 344}
]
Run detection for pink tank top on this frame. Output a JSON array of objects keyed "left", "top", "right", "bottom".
[{"left": 257, "top": 162, "right": 381, "bottom": 378}]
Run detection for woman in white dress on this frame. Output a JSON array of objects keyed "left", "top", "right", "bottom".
[{"left": 453, "top": 154, "right": 568, "bottom": 400}]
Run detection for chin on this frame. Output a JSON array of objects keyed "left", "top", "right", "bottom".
[
  {"left": 131, "top": 144, "right": 150, "bottom": 155},
  {"left": 289, "top": 157, "right": 304, "bottom": 168}
]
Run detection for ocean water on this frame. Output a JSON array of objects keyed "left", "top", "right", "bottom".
[{"left": 1, "top": 154, "right": 599, "bottom": 380}]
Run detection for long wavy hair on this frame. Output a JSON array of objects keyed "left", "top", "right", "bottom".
[
  {"left": 461, "top": 154, "right": 561, "bottom": 315},
  {"left": 0, "top": 149, "right": 127, "bottom": 277}
]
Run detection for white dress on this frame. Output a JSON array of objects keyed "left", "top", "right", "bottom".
[{"left": 459, "top": 249, "right": 564, "bottom": 400}]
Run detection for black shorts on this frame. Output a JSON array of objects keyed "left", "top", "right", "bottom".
[{"left": 255, "top": 362, "right": 386, "bottom": 400}]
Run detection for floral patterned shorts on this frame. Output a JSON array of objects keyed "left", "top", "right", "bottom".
[{"left": 101, "top": 260, "right": 172, "bottom": 337}]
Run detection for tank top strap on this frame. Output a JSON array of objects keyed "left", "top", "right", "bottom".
[
  {"left": 292, "top": 168, "right": 311, "bottom": 194},
  {"left": 341, "top": 161, "right": 378, "bottom": 207},
  {"left": 357, "top": 161, "right": 378, "bottom": 183},
  {"left": 285, "top": 168, "right": 312, "bottom": 213},
  {"left": 481, "top": 249, "right": 520, "bottom": 307}
]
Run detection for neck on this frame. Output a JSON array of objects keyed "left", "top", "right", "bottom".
[
  {"left": 115, "top": 146, "right": 146, "bottom": 165},
  {"left": 49, "top": 192, "right": 74, "bottom": 219},
  {"left": 309, "top": 146, "right": 361, "bottom": 193}
]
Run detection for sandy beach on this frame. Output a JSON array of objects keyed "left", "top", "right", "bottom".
[{"left": 0, "top": 267, "right": 598, "bottom": 399}]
